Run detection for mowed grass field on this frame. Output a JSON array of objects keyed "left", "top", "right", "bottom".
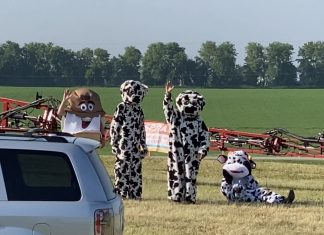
[
  {"left": 1, "top": 86, "right": 324, "bottom": 234},
  {"left": 101, "top": 157, "right": 324, "bottom": 235}
]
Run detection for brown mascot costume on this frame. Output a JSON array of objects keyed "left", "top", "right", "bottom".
[{"left": 57, "top": 88, "right": 106, "bottom": 145}]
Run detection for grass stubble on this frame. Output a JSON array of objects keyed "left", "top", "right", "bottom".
[{"left": 102, "top": 156, "right": 324, "bottom": 235}]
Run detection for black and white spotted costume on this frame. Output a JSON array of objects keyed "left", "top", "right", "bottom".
[
  {"left": 163, "top": 90, "right": 210, "bottom": 203},
  {"left": 218, "top": 150, "right": 294, "bottom": 204},
  {"left": 110, "top": 80, "right": 148, "bottom": 200}
]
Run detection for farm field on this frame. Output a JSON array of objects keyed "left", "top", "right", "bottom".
[
  {"left": 1, "top": 86, "right": 324, "bottom": 136},
  {"left": 1, "top": 86, "right": 324, "bottom": 234}
]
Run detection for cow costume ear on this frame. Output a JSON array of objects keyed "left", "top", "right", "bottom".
[
  {"left": 217, "top": 154, "right": 227, "bottom": 164},
  {"left": 248, "top": 155, "right": 257, "bottom": 169}
]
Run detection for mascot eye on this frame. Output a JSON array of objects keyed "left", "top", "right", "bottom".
[
  {"left": 88, "top": 103, "right": 94, "bottom": 111},
  {"left": 184, "top": 100, "right": 189, "bottom": 105},
  {"left": 80, "top": 103, "right": 87, "bottom": 111}
]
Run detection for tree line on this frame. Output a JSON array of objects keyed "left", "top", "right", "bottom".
[{"left": 1, "top": 40, "right": 324, "bottom": 87}]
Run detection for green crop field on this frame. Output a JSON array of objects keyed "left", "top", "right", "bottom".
[
  {"left": 1, "top": 86, "right": 324, "bottom": 136},
  {"left": 1, "top": 86, "right": 324, "bottom": 234}
]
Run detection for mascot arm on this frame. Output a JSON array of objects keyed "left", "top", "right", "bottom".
[
  {"left": 163, "top": 93, "right": 177, "bottom": 124},
  {"left": 198, "top": 121, "right": 210, "bottom": 157},
  {"left": 109, "top": 104, "right": 123, "bottom": 153},
  {"left": 221, "top": 178, "right": 246, "bottom": 201},
  {"left": 221, "top": 171, "right": 245, "bottom": 201},
  {"left": 139, "top": 110, "right": 148, "bottom": 157},
  {"left": 100, "top": 117, "right": 106, "bottom": 135},
  {"left": 221, "top": 178, "right": 236, "bottom": 200},
  {"left": 244, "top": 175, "right": 259, "bottom": 190}
]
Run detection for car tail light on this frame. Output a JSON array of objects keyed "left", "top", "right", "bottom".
[{"left": 94, "top": 209, "right": 114, "bottom": 235}]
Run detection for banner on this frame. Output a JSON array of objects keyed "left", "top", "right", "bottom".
[{"left": 145, "top": 121, "right": 170, "bottom": 153}]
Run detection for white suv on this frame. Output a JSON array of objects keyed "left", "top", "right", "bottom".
[{"left": 0, "top": 132, "right": 124, "bottom": 235}]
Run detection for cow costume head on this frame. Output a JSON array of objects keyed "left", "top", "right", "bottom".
[
  {"left": 64, "top": 88, "right": 105, "bottom": 129},
  {"left": 175, "top": 90, "right": 205, "bottom": 117},
  {"left": 120, "top": 80, "right": 148, "bottom": 104},
  {"left": 217, "top": 150, "right": 256, "bottom": 183}
]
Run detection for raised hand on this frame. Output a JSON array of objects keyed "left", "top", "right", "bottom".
[
  {"left": 62, "top": 89, "right": 72, "bottom": 102},
  {"left": 57, "top": 89, "right": 73, "bottom": 117},
  {"left": 165, "top": 81, "right": 174, "bottom": 94}
]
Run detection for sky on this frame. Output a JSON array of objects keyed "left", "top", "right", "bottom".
[{"left": 1, "top": 0, "right": 324, "bottom": 64}]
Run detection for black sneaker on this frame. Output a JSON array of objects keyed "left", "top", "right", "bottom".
[
  {"left": 183, "top": 199, "right": 196, "bottom": 204},
  {"left": 285, "top": 189, "right": 295, "bottom": 204}
]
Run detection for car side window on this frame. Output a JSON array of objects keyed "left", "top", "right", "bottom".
[{"left": 0, "top": 149, "right": 81, "bottom": 201}]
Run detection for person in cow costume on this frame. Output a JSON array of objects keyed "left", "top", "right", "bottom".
[
  {"left": 110, "top": 80, "right": 148, "bottom": 200},
  {"left": 163, "top": 81, "right": 210, "bottom": 204},
  {"left": 57, "top": 88, "right": 106, "bottom": 146},
  {"left": 218, "top": 150, "right": 295, "bottom": 204}
]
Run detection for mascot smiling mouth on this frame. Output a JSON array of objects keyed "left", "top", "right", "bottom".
[
  {"left": 230, "top": 170, "right": 244, "bottom": 174},
  {"left": 81, "top": 117, "right": 92, "bottom": 129}
]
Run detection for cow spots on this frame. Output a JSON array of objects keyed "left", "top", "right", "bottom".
[
  {"left": 110, "top": 80, "right": 148, "bottom": 200},
  {"left": 163, "top": 91, "right": 210, "bottom": 203}
]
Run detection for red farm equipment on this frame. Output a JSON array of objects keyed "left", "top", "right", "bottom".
[
  {"left": 209, "top": 127, "right": 324, "bottom": 158},
  {"left": 1, "top": 95, "right": 324, "bottom": 158},
  {"left": 0, "top": 96, "right": 61, "bottom": 133}
]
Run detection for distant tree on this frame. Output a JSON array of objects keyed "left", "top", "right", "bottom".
[
  {"left": 110, "top": 57, "right": 122, "bottom": 86},
  {"left": 265, "top": 42, "right": 297, "bottom": 86},
  {"left": 233, "top": 64, "right": 246, "bottom": 87},
  {"left": 91, "top": 48, "right": 111, "bottom": 86},
  {"left": 297, "top": 41, "right": 324, "bottom": 86},
  {"left": 76, "top": 48, "right": 111, "bottom": 86},
  {"left": 197, "top": 41, "right": 217, "bottom": 87},
  {"left": 75, "top": 48, "right": 94, "bottom": 85},
  {"left": 141, "top": 42, "right": 188, "bottom": 86},
  {"left": 185, "top": 57, "right": 209, "bottom": 87},
  {"left": 164, "top": 42, "right": 188, "bottom": 86},
  {"left": 141, "top": 42, "right": 166, "bottom": 85},
  {"left": 0, "top": 41, "right": 24, "bottom": 83},
  {"left": 214, "top": 42, "right": 237, "bottom": 87},
  {"left": 47, "top": 45, "right": 79, "bottom": 85},
  {"left": 120, "top": 46, "right": 142, "bottom": 83},
  {"left": 110, "top": 46, "right": 142, "bottom": 86},
  {"left": 21, "top": 42, "right": 52, "bottom": 84},
  {"left": 1, "top": 39, "right": 317, "bottom": 88},
  {"left": 198, "top": 41, "right": 237, "bottom": 87},
  {"left": 243, "top": 42, "right": 266, "bottom": 86}
]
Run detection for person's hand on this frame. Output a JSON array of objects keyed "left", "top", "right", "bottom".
[
  {"left": 62, "top": 89, "right": 73, "bottom": 102},
  {"left": 100, "top": 138, "right": 106, "bottom": 148},
  {"left": 233, "top": 184, "right": 243, "bottom": 193},
  {"left": 140, "top": 148, "right": 148, "bottom": 159},
  {"left": 165, "top": 81, "right": 174, "bottom": 94},
  {"left": 112, "top": 146, "right": 118, "bottom": 155},
  {"left": 57, "top": 89, "right": 73, "bottom": 117},
  {"left": 198, "top": 153, "right": 206, "bottom": 161}
]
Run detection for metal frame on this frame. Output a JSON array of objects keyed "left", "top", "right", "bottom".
[
  {"left": 1, "top": 96, "right": 324, "bottom": 158},
  {"left": 0, "top": 97, "right": 61, "bottom": 132},
  {"left": 209, "top": 127, "right": 324, "bottom": 158}
]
